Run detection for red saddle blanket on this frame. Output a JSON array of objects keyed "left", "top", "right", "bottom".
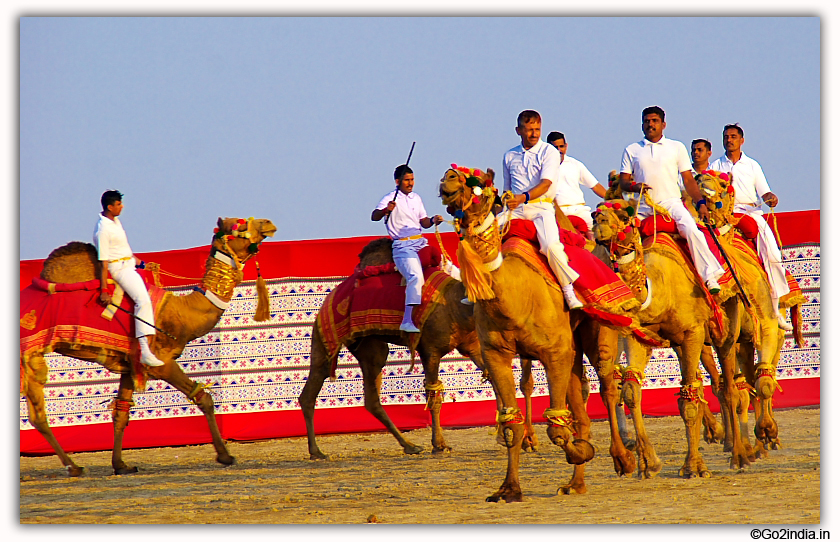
[
  {"left": 316, "top": 259, "right": 457, "bottom": 378},
  {"left": 728, "top": 231, "right": 806, "bottom": 309},
  {"left": 501, "top": 220, "right": 638, "bottom": 327},
  {"left": 20, "top": 272, "right": 165, "bottom": 391}
]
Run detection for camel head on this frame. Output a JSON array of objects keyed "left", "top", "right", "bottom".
[
  {"left": 212, "top": 217, "right": 277, "bottom": 263},
  {"left": 692, "top": 170, "right": 736, "bottom": 229},
  {"left": 439, "top": 165, "right": 498, "bottom": 234},
  {"left": 592, "top": 199, "right": 641, "bottom": 258}
]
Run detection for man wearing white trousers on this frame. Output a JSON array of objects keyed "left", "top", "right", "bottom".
[
  {"left": 372, "top": 165, "right": 443, "bottom": 333},
  {"left": 94, "top": 190, "right": 164, "bottom": 367},
  {"left": 710, "top": 123, "right": 792, "bottom": 330},
  {"left": 500, "top": 110, "right": 583, "bottom": 309},
  {"left": 619, "top": 106, "right": 725, "bottom": 293}
]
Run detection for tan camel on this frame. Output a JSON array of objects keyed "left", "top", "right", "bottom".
[
  {"left": 299, "top": 236, "right": 557, "bottom": 460},
  {"left": 693, "top": 170, "right": 798, "bottom": 457},
  {"left": 438, "top": 166, "right": 612, "bottom": 502},
  {"left": 594, "top": 178, "right": 782, "bottom": 476},
  {"left": 20, "top": 217, "right": 277, "bottom": 476}
]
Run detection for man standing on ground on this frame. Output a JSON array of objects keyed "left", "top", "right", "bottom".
[
  {"left": 547, "top": 131, "right": 607, "bottom": 239},
  {"left": 372, "top": 165, "right": 444, "bottom": 333},
  {"left": 619, "top": 106, "right": 725, "bottom": 293},
  {"left": 500, "top": 110, "right": 583, "bottom": 308},
  {"left": 710, "top": 123, "right": 792, "bottom": 330}
]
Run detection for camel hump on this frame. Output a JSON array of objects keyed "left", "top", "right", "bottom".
[
  {"left": 40, "top": 241, "right": 101, "bottom": 284},
  {"left": 358, "top": 237, "right": 394, "bottom": 268}
]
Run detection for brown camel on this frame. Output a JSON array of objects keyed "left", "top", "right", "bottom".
[
  {"left": 299, "top": 237, "right": 489, "bottom": 458},
  {"left": 20, "top": 217, "right": 277, "bottom": 476},
  {"left": 439, "top": 166, "right": 604, "bottom": 503}
]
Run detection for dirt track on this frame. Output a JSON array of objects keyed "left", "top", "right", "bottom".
[{"left": 20, "top": 407, "right": 820, "bottom": 524}]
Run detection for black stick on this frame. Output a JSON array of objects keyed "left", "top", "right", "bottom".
[
  {"left": 384, "top": 141, "right": 416, "bottom": 225},
  {"left": 703, "top": 219, "right": 751, "bottom": 308},
  {"left": 107, "top": 302, "right": 178, "bottom": 340}
]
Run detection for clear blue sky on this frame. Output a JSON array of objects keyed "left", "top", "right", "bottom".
[{"left": 19, "top": 16, "right": 820, "bottom": 260}]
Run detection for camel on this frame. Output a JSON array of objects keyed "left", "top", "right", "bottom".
[
  {"left": 594, "top": 177, "right": 782, "bottom": 476},
  {"left": 299, "top": 237, "right": 490, "bottom": 458},
  {"left": 20, "top": 217, "right": 277, "bottom": 476},
  {"left": 693, "top": 170, "right": 798, "bottom": 457},
  {"left": 438, "top": 165, "right": 627, "bottom": 502}
]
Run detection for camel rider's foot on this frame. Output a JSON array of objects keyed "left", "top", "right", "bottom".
[
  {"left": 400, "top": 306, "right": 420, "bottom": 333},
  {"left": 777, "top": 313, "right": 794, "bottom": 331},
  {"left": 562, "top": 284, "right": 583, "bottom": 309},
  {"left": 461, "top": 297, "right": 474, "bottom": 305},
  {"left": 705, "top": 278, "right": 721, "bottom": 295},
  {"left": 138, "top": 336, "right": 165, "bottom": 367}
]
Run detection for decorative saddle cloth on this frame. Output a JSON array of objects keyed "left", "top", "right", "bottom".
[
  {"left": 20, "top": 271, "right": 166, "bottom": 391},
  {"left": 315, "top": 244, "right": 458, "bottom": 378},
  {"left": 501, "top": 219, "right": 639, "bottom": 323}
]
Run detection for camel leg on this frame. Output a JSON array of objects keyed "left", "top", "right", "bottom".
[
  {"left": 752, "top": 328, "right": 785, "bottom": 454},
  {"left": 421, "top": 348, "right": 450, "bottom": 454},
  {"left": 149, "top": 360, "right": 234, "bottom": 467},
  {"left": 519, "top": 358, "right": 538, "bottom": 452},
  {"left": 676, "top": 336, "right": 711, "bottom": 479},
  {"left": 355, "top": 339, "right": 423, "bottom": 455},
  {"left": 699, "top": 345, "right": 725, "bottom": 444},
  {"left": 22, "top": 354, "right": 85, "bottom": 476},
  {"left": 560, "top": 349, "right": 591, "bottom": 495},
  {"left": 299, "top": 329, "right": 332, "bottom": 460},
  {"left": 622, "top": 340, "right": 662, "bottom": 478},
  {"left": 110, "top": 373, "right": 140, "bottom": 474},
  {"left": 483, "top": 347, "right": 525, "bottom": 503},
  {"left": 587, "top": 325, "right": 635, "bottom": 476}
]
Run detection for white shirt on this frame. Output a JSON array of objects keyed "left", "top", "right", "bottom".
[
  {"left": 93, "top": 214, "right": 134, "bottom": 261},
  {"left": 620, "top": 137, "right": 692, "bottom": 203},
  {"left": 553, "top": 155, "right": 599, "bottom": 206},
  {"left": 709, "top": 153, "right": 772, "bottom": 208},
  {"left": 502, "top": 139, "right": 561, "bottom": 200},
  {"left": 376, "top": 189, "right": 428, "bottom": 240}
]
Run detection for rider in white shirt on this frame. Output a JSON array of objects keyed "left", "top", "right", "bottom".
[
  {"left": 619, "top": 106, "right": 725, "bottom": 293},
  {"left": 547, "top": 131, "right": 607, "bottom": 239},
  {"left": 709, "top": 124, "right": 792, "bottom": 330},
  {"left": 94, "top": 190, "right": 164, "bottom": 367}
]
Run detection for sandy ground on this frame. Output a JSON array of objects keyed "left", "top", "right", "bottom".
[{"left": 20, "top": 407, "right": 820, "bottom": 525}]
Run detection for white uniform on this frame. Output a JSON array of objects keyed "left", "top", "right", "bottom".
[
  {"left": 93, "top": 214, "right": 156, "bottom": 337},
  {"left": 710, "top": 153, "right": 790, "bottom": 301},
  {"left": 502, "top": 139, "right": 578, "bottom": 285},
  {"left": 376, "top": 189, "right": 429, "bottom": 305},
  {"left": 553, "top": 155, "right": 599, "bottom": 230},
  {"left": 620, "top": 137, "right": 724, "bottom": 283}
]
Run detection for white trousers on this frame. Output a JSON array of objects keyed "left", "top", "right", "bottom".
[
  {"left": 108, "top": 259, "right": 155, "bottom": 337},
  {"left": 558, "top": 203, "right": 594, "bottom": 230},
  {"left": 638, "top": 198, "right": 725, "bottom": 283},
  {"left": 735, "top": 206, "right": 790, "bottom": 302},
  {"left": 393, "top": 237, "right": 428, "bottom": 306},
  {"left": 497, "top": 202, "right": 579, "bottom": 285}
]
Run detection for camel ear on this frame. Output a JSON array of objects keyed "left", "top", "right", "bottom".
[
  {"left": 486, "top": 168, "right": 495, "bottom": 181},
  {"left": 217, "top": 217, "right": 225, "bottom": 232}
]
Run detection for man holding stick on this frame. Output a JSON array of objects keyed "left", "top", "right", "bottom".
[{"left": 372, "top": 164, "right": 443, "bottom": 333}]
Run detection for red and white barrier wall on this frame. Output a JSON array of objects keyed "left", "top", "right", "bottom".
[{"left": 19, "top": 210, "right": 820, "bottom": 455}]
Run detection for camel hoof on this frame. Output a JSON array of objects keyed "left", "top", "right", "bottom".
[
  {"left": 558, "top": 486, "right": 572, "bottom": 496},
  {"left": 113, "top": 466, "right": 139, "bottom": 475},
  {"left": 563, "top": 439, "right": 596, "bottom": 465},
  {"left": 432, "top": 445, "right": 452, "bottom": 454},
  {"left": 216, "top": 454, "right": 235, "bottom": 466},
  {"left": 623, "top": 439, "right": 637, "bottom": 452},
  {"left": 309, "top": 451, "right": 329, "bottom": 460},
  {"left": 403, "top": 444, "right": 424, "bottom": 455},
  {"left": 67, "top": 466, "right": 85, "bottom": 477}
]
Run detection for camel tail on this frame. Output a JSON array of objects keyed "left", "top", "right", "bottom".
[
  {"left": 456, "top": 240, "right": 495, "bottom": 302},
  {"left": 791, "top": 304, "right": 805, "bottom": 348}
]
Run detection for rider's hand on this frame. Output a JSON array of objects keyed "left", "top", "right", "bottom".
[
  {"left": 386, "top": 201, "right": 397, "bottom": 213},
  {"left": 696, "top": 203, "right": 710, "bottom": 222},
  {"left": 99, "top": 290, "right": 112, "bottom": 306}
]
